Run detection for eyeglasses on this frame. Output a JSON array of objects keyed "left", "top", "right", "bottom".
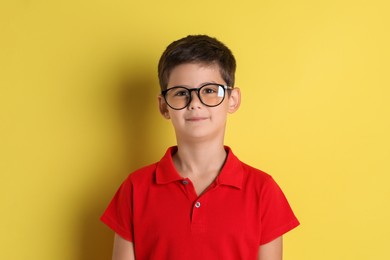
[{"left": 161, "top": 83, "right": 232, "bottom": 110}]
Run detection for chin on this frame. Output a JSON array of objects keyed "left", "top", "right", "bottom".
[{"left": 184, "top": 131, "right": 223, "bottom": 143}]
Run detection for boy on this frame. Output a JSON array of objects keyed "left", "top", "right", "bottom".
[{"left": 101, "top": 35, "right": 299, "bottom": 260}]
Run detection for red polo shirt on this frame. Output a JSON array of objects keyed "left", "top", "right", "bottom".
[{"left": 101, "top": 146, "right": 299, "bottom": 259}]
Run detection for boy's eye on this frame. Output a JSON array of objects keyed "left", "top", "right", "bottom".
[
  {"left": 201, "top": 86, "right": 218, "bottom": 94},
  {"left": 172, "top": 89, "right": 189, "bottom": 97}
]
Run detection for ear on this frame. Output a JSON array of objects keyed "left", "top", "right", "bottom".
[
  {"left": 227, "top": 87, "right": 241, "bottom": 113},
  {"left": 158, "top": 95, "right": 171, "bottom": 119}
]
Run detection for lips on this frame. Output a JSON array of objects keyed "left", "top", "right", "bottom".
[{"left": 186, "top": 116, "right": 208, "bottom": 122}]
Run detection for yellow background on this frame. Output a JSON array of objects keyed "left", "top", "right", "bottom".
[{"left": 1, "top": 0, "right": 389, "bottom": 259}]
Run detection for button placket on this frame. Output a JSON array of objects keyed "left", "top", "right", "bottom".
[
  {"left": 191, "top": 196, "right": 208, "bottom": 233},
  {"left": 178, "top": 178, "right": 196, "bottom": 200}
]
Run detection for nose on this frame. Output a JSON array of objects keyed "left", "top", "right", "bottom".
[{"left": 187, "top": 89, "right": 202, "bottom": 110}]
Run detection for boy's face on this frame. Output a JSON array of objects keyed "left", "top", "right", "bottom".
[{"left": 158, "top": 63, "right": 240, "bottom": 143}]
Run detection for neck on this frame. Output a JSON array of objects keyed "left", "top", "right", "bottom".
[{"left": 173, "top": 139, "right": 227, "bottom": 178}]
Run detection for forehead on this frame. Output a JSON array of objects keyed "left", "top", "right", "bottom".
[{"left": 168, "top": 62, "right": 224, "bottom": 87}]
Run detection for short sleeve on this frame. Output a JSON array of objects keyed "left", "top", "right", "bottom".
[
  {"left": 100, "top": 175, "right": 134, "bottom": 242},
  {"left": 259, "top": 176, "right": 300, "bottom": 245}
]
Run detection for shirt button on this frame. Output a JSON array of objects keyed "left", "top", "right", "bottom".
[
  {"left": 195, "top": 201, "right": 201, "bottom": 208},
  {"left": 182, "top": 180, "right": 189, "bottom": 185}
]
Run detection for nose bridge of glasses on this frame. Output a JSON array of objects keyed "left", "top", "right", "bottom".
[
  {"left": 188, "top": 87, "right": 201, "bottom": 99},
  {"left": 183, "top": 88, "right": 202, "bottom": 108}
]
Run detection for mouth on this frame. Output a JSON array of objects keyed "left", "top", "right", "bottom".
[{"left": 186, "top": 117, "right": 209, "bottom": 122}]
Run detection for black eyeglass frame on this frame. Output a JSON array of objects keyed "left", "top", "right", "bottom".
[{"left": 161, "top": 83, "right": 233, "bottom": 110}]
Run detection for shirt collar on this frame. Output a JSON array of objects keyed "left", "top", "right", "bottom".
[
  {"left": 216, "top": 146, "right": 243, "bottom": 189},
  {"left": 155, "top": 146, "right": 183, "bottom": 184},
  {"left": 155, "top": 146, "right": 243, "bottom": 189}
]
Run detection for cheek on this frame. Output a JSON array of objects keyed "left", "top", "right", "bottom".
[
  {"left": 211, "top": 108, "right": 229, "bottom": 123},
  {"left": 216, "top": 102, "right": 230, "bottom": 115},
  {"left": 169, "top": 112, "right": 183, "bottom": 126}
]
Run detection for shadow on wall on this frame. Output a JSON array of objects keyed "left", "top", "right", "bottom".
[{"left": 77, "top": 60, "right": 160, "bottom": 260}]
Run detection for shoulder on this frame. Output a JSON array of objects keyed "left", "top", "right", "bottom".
[
  {"left": 240, "top": 161, "right": 274, "bottom": 185},
  {"left": 122, "top": 162, "right": 158, "bottom": 186},
  {"left": 240, "top": 161, "right": 271, "bottom": 179},
  {"left": 226, "top": 147, "right": 271, "bottom": 181},
  {"left": 237, "top": 160, "right": 283, "bottom": 197},
  {"left": 122, "top": 146, "right": 179, "bottom": 186},
  {"left": 224, "top": 147, "right": 276, "bottom": 191}
]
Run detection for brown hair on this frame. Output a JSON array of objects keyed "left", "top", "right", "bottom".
[{"left": 158, "top": 35, "right": 236, "bottom": 90}]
